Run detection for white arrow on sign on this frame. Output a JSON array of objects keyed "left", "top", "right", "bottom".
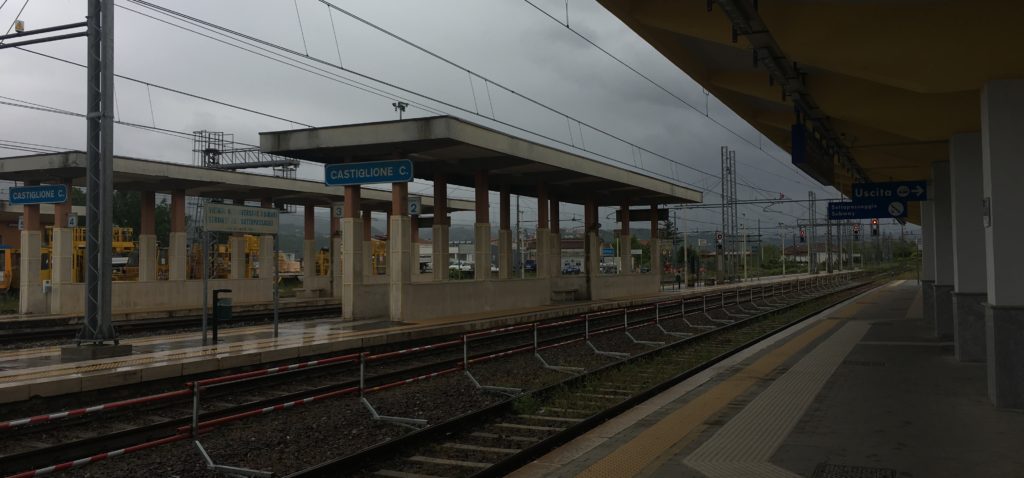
[{"left": 912, "top": 185, "right": 924, "bottom": 196}]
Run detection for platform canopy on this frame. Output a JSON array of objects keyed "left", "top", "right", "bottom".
[
  {"left": 0, "top": 152, "right": 471, "bottom": 213},
  {"left": 260, "top": 116, "right": 702, "bottom": 206},
  {"left": 594, "top": 0, "right": 1024, "bottom": 223}
]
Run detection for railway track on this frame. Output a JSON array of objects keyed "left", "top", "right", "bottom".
[
  {"left": 0, "top": 275, "right": 856, "bottom": 478},
  {"left": 286, "top": 276, "right": 876, "bottom": 478}
]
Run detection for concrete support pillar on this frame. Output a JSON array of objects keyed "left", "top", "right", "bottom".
[
  {"left": 950, "top": 133, "right": 988, "bottom": 362},
  {"left": 932, "top": 161, "right": 954, "bottom": 339},
  {"left": 981, "top": 80, "right": 1024, "bottom": 408},
  {"left": 389, "top": 182, "right": 411, "bottom": 319},
  {"left": 19, "top": 187, "right": 43, "bottom": 314},
  {"left": 303, "top": 205, "right": 316, "bottom": 284},
  {"left": 362, "top": 207, "right": 373, "bottom": 277},
  {"left": 650, "top": 204, "right": 661, "bottom": 274},
  {"left": 51, "top": 179, "right": 74, "bottom": 286},
  {"left": 138, "top": 191, "right": 157, "bottom": 281},
  {"left": 342, "top": 186, "right": 365, "bottom": 320},
  {"left": 259, "top": 198, "right": 275, "bottom": 282},
  {"left": 330, "top": 215, "right": 342, "bottom": 298},
  {"left": 432, "top": 174, "right": 449, "bottom": 281},
  {"left": 168, "top": 190, "right": 187, "bottom": 281},
  {"left": 498, "top": 187, "right": 512, "bottom": 279},
  {"left": 474, "top": 170, "right": 490, "bottom": 281},
  {"left": 549, "top": 199, "right": 561, "bottom": 277},
  {"left": 536, "top": 185, "right": 549, "bottom": 278},
  {"left": 920, "top": 200, "right": 935, "bottom": 329},
  {"left": 584, "top": 198, "right": 599, "bottom": 299},
  {"left": 619, "top": 200, "right": 631, "bottom": 273}
]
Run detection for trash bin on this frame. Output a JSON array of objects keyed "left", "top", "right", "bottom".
[{"left": 212, "top": 289, "right": 232, "bottom": 344}]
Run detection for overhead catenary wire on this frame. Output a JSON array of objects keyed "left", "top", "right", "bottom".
[
  {"left": 520, "top": 0, "right": 830, "bottom": 194},
  {"left": 120, "top": 0, "right": 804, "bottom": 211}
]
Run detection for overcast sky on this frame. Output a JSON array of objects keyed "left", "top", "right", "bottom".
[{"left": 0, "top": 0, "right": 915, "bottom": 244}]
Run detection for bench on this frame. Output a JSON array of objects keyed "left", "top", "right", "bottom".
[{"left": 551, "top": 288, "right": 578, "bottom": 303}]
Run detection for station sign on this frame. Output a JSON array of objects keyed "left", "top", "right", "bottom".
[
  {"left": 204, "top": 203, "right": 280, "bottom": 235},
  {"left": 828, "top": 200, "right": 907, "bottom": 220},
  {"left": 614, "top": 208, "right": 668, "bottom": 223},
  {"left": 408, "top": 196, "right": 422, "bottom": 216},
  {"left": 324, "top": 159, "right": 413, "bottom": 186},
  {"left": 601, "top": 247, "right": 615, "bottom": 257},
  {"left": 9, "top": 184, "right": 68, "bottom": 205},
  {"left": 852, "top": 181, "right": 927, "bottom": 201}
]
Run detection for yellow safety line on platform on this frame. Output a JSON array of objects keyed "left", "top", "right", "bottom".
[{"left": 576, "top": 319, "right": 841, "bottom": 478}]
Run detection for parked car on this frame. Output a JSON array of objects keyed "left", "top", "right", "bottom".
[
  {"left": 524, "top": 260, "right": 537, "bottom": 272},
  {"left": 449, "top": 262, "right": 473, "bottom": 272},
  {"left": 561, "top": 264, "right": 581, "bottom": 274}
]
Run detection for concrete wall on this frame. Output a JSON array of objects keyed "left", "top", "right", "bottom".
[
  {"left": 405, "top": 278, "right": 551, "bottom": 322},
  {"left": 350, "top": 283, "right": 389, "bottom": 319},
  {"left": 50, "top": 278, "right": 275, "bottom": 315},
  {"left": 591, "top": 273, "right": 660, "bottom": 300}
]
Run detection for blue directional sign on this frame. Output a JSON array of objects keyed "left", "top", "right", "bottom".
[
  {"left": 324, "top": 159, "right": 414, "bottom": 186},
  {"left": 8, "top": 184, "right": 68, "bottom": 205},
  {"left": 852, "top": 181, "right": 927, "bottom": 201},
  {"left": 828, "top": 200, "right": 907, "bottom": 220},
  {"left": 601, "top": 247, "right": 615, "bottom": 257}
]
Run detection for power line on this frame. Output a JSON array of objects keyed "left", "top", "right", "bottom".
[
  {"left": 13, "top": 46, "right": 315, "bottom": 127},
  {"left": 122, "top": 0, "right": 719, "bottom": 195},
  {"left": 520, "top": 0, "right": 831, "bottom": 194}
]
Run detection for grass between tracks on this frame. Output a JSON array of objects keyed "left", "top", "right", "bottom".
[{"left": 510, "top": 288, "right": 858, "bottom": 418}]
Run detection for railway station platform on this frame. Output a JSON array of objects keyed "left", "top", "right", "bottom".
[
  {"left": 512, "top": 279, "right": 1024, "bottom": 478},
  {"left": 0, "top": 273, "right": 817, "bottom": 405}
]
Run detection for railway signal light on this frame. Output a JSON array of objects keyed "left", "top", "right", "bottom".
[
  {"left": 799, "top": 227, "right": 806, "bottom": 243},
  {"left": 871, "top": 218, "right": 879, "bottom": 236}
]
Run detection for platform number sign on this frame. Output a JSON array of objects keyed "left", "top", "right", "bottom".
[
  {"left": 408, "top": 196, "right": 422, "bottom": 216},
  {"left": 332, "top": 202, "right": 344, "bottom": 219}
]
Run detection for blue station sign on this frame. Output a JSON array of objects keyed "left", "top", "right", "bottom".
[
  {"left": 852, "top": 181, "right": 927, "bottom": 201},
  {"left": 325, "top": 159, "right": 414, "bottom": 186},
  {"left": 828, "top": 200, "right": 907, "bottom": 220},
  {"left": 9, "top": 184, "right": 68, "bottom": 205}
]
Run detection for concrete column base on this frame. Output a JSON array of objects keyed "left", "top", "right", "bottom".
[
  {"left": 619, "top": 233, "right": 632, "bottom": 273},
  {"left": 536, "top": 227, "right": 549, "bottom": 278},
  {"left": 19, "top": 230, "right": 44, "bottom": 314},
  {"left": 549, "top": 232, "right": 561, "bottom": 277},
  {"left": 953, "top": 292, "right": 987, "bottom": 362},
  {"left": 229, "top": 236, "right": 247, "bottom": 279},
  {"left": 389, "top": 216, "right": 412, "bottom": 320},
  {"left": 986, "top": 304, "right": 1024, "bottom": 409},
  {"left": 498, "top": 229, "right": 512, "bottom": 279},
  {"left": 934, "top": 284, "right": 954, "bottom": 339},
  {"left": 138, "top": 234, "right": 158, "bottom": 281},
  {"left": 258, "top": 235, "right": 274, "bottom": 280},
  {"left": 60, "top": 344, "right": 133, "bottom": 363},
  {"left": 342, "top": 218, "right": 365, "bottom": 320},
  {"left": 168, "top": 232, "right": 187, "bottom": 281},
  {"left": 363, "top": 240, "right": 374, "bottom": 278},
  {"left": 302, "top": 239, "right": 316, "bottom": 284},
  {"left": 432, "top": 225, "right": 449, "bottom": 281},
  {"left": 921, "top": 280, "right": 935, "bottom": 325},
  {"left": 474, "top": 223, "right": 490, "bottom": 281},
  {"left": 51, "top": 228, "right": 74, "bottom": 284}
]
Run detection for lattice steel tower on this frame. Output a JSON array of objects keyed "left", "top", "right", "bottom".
[{"left": 721, "top": 147, "right": 739, "bottom": 281}]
